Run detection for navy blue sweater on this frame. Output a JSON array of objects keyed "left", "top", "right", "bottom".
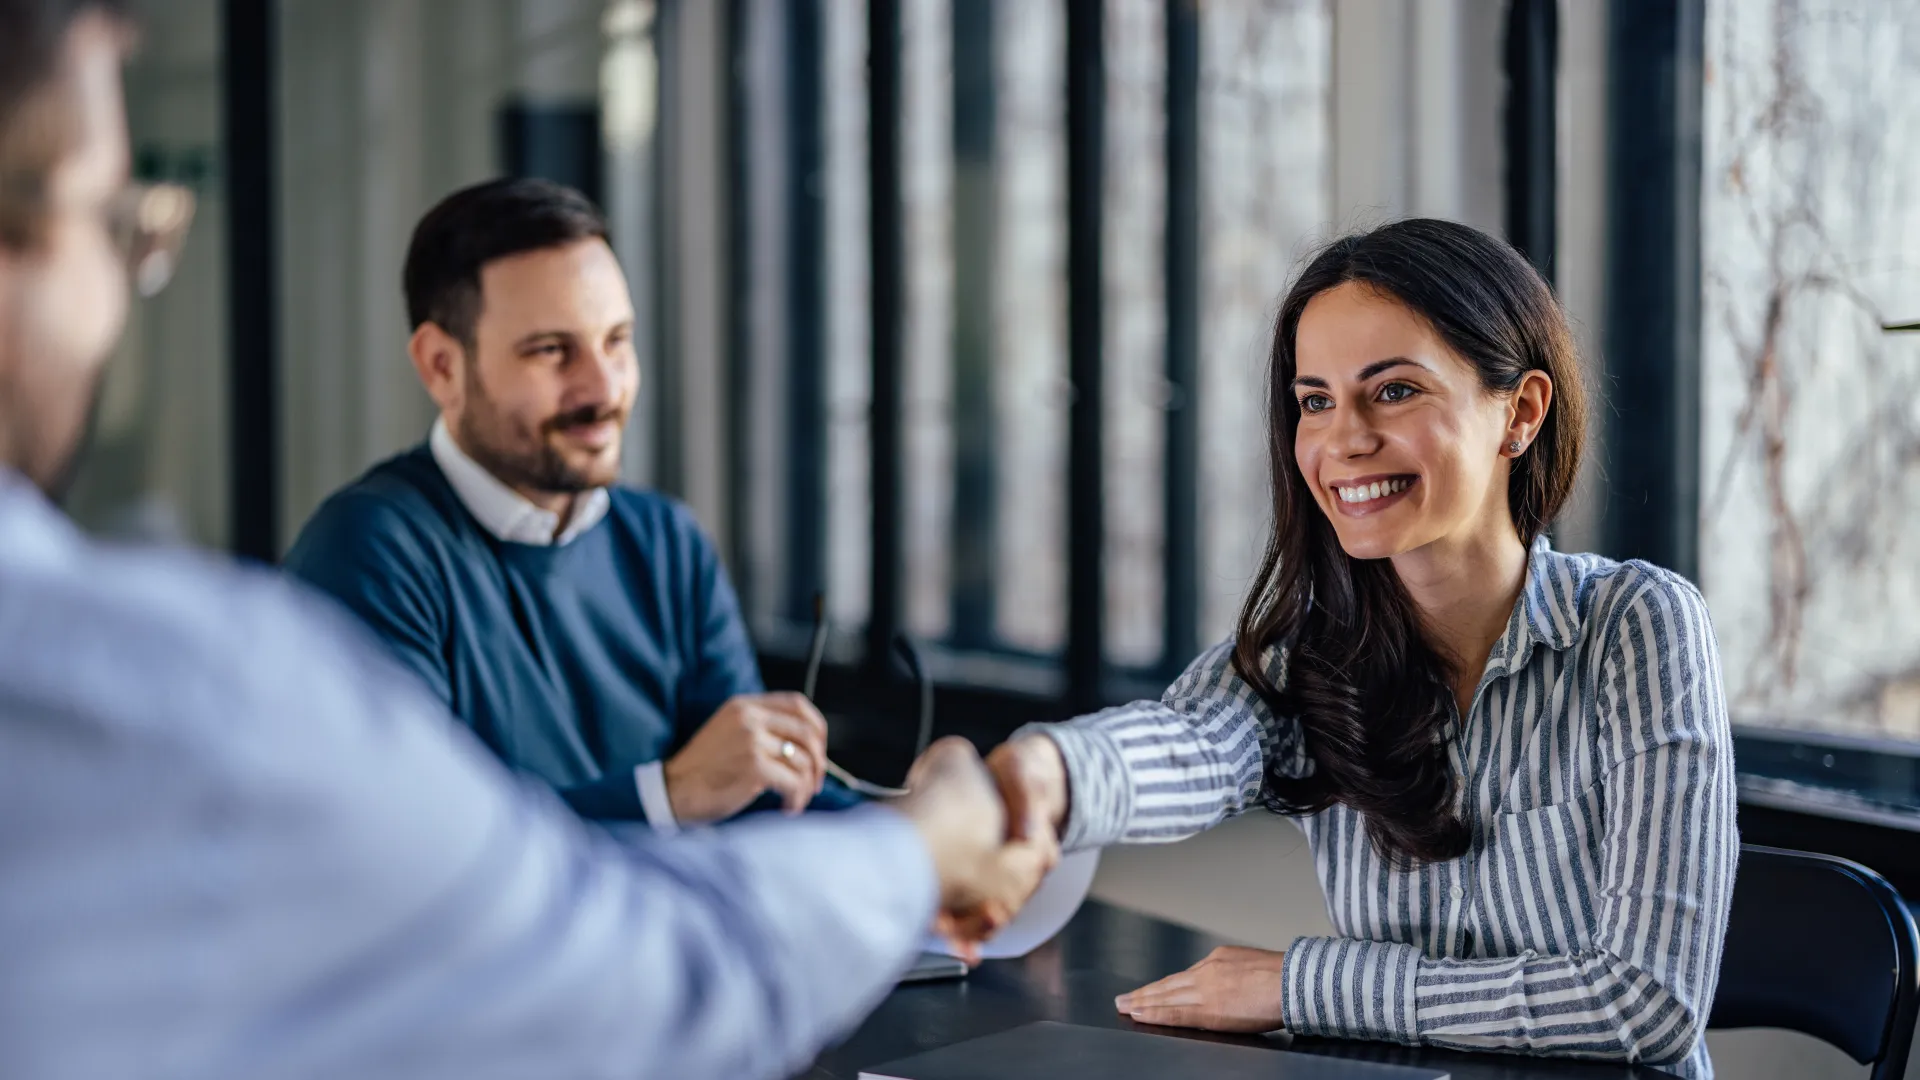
[{"left": 284, "top": 445, "right": 853, "bottom": 822}]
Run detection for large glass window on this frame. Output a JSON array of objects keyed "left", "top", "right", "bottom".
[
  {"left": 1101, "top": 0, "right": 1334, "bottom": 665},
  {"left": 1102, "top": 0, "right": 1168, "bottom": 670},
  {"left": 729, "top": 0, "right": 1331, "bottom": 697},
  {"left": 1196, "top": 0, "right": 1331, "bottom": 645},
  {"left": 991, "top": 0, "right": 1071, "bottom": 658},
  {"left": 1701, "top": 0, "right": 1920, "bottom": 741},
  {"left": 826, "top": 0, "right": 874, "bottom": 634}
]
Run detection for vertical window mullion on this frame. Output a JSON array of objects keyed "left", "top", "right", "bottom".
[
  {"left": 1162, "top": 0, "right": 1200, "bottom": 676},
  {"left": 1503, "top": 0, "right": 1559, "bottom": 284},
  {"left": 868, "top": 0, "right": 906, "bottom": 666},
  {"left": 1603, "top": 0, "right": 1703, "bottom": 578},
  {"left": 784, "top": 0, "right": 830, "bottom": 623},
  {"left": 225, "top": 0, "right": 279, "bottom": 560},
  {"left": 950, "top": 0, "right": 999, "bottom": 650},
  {"left": 724, "top": 0, "right": 754, "bottom": 594},
  {"left": 1065, "top": 0, "right": 1106, "bottom": 710}
]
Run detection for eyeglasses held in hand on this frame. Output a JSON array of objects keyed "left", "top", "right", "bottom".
[{"left": 802, "top": 594, "right": 934, "bottom": 799}]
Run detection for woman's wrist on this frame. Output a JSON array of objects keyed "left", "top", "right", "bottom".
[
  {"left": 986, "top": 734, "right": 1071, "bottom": 840},
  {"left": 1016, "top": 734, "right": 1070, "bottom": 835}
]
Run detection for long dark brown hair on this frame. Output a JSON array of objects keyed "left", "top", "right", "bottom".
[{"left": 1233, "top": 219, "right": 1587, "bottom": 865}]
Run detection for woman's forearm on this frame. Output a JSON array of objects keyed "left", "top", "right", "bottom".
[{"left": 1003, "top": 642, "right": 1291, "bottom": 850}]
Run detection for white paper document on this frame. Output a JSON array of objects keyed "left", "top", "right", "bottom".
[{"left": 925, "top": 848, "right": 1100, "bottom": 961}]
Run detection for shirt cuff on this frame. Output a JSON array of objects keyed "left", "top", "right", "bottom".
[
  {"left": 1281, "top": 935, "right": 1421, "bottom": 1046},
  {"left": 1011, "top": 720, "right": 1133, "bottom": 851},
  {"left": 634, "top": 761, "right": 680, "bottom": 836}
]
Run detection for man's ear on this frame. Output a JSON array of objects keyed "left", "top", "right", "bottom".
[{"left": 408, "top": 322, "right": 465, "bottom": 413}]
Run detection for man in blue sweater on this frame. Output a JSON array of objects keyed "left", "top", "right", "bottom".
[{"left": 285, "top": 178, "right": 850, "bottom": 829}]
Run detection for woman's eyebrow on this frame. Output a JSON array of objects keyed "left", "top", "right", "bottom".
[
  {"left": 1356, "top": 356, "right": 1430, "bottom": 381},
  {"left": 1293, "top": 357, "right": 1431, "bottom": 390}
]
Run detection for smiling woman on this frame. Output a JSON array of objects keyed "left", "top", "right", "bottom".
[
  {"left": 1245, "top": 221, "right": 1582, "bottom": 863},
  {"left": 989, "top": 219, "right": 1736, "bottom": 1076}
]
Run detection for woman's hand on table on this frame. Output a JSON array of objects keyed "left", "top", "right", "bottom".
[{"left": 1115, "top": 945, "right": 1288, "bottom": 1034}]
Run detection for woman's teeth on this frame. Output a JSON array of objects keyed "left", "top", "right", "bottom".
[{"left": 1336, "top": 477, "right": 1411, "bottom": 504}]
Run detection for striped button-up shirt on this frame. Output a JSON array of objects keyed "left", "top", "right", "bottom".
[{"left": 1032, "top": 538, "right": 1736, "bottom": 1078}]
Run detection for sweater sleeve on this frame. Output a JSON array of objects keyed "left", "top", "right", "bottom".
[
  {"left": 675, "top": 505, "right": 765, "bottom": 732},
  {"left": 284, "top": 493, "right": 453, "bottom": 705},
  {"left": 556, "top": 769, "right": 651, "bottom": 821}
]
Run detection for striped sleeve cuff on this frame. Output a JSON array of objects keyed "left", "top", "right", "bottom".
[
  {"left": 1281, "top": 936, "right": 1421, "bottom": 1046},
  {"left": 1012, "top": 720, "right": 1133, "bottom": 851}
]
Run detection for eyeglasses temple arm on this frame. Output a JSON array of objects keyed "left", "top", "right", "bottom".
[{"left": 802, "top": 593, "right": 830, "bottom": 700}]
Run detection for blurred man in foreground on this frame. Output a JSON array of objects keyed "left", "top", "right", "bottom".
[{"left": 0, "top": 3, "right": 1054, "bottom": 1078}]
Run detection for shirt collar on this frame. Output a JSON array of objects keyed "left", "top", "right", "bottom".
[
  {"left": 0, "top": 467, "right": 78, "bottom": 570},
  {"left": 1487, "top": 533, "right": 1582, "bottom": 674},
  {"left": 428, "top": 418, "right": 610, "bottom": 546}
]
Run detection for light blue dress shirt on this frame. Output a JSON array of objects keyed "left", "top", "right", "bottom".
[{"left": 0, "top": 473, "right": 935, "bottom": 1080}]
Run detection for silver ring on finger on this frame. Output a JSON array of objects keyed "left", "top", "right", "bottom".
[{"left": 780, "top": 739, "right": 797, "bottom": 763}]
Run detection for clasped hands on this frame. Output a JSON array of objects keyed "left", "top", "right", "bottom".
[
  {"left": 660, "top": 695, "right": 1068, "bottom": 961},
  {"left": 664, "top": 705, "right": 1287, "bottom": 1025},
  {"left": 981, "top": 735, "right": 1289, "bottom": 1034}
]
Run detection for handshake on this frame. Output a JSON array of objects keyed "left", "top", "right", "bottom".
[
  {"left": 659, "top": 691, "right": 1078, "bottom": 960},
  {"left": 890, "top": 734, "right": 1074, "bottom": 962}
]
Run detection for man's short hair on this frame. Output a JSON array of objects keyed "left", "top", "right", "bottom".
[
  {"left": 0, "top": 0, "right": 132, "bottom": 250},
  {"left": 402, "top": 177, "right": 611, "bottom": 348}
]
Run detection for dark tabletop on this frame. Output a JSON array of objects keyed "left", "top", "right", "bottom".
[{"left": 803, "top": 900, "right": 1662, "bottom": 1080}]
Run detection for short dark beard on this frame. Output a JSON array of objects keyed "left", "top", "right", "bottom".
[{"left": 455, "top": 361, "right": 623, "bottom": 496}]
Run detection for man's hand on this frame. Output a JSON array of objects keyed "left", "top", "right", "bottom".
[
  {"left": 1114, "top": 946, "right": 1289, "bottom": 1033},
  {"left": 892, "top": 737, "right": 1060, "bottom": 963},
  {"left": 663, "top": 693, "right": 829, "bottom": 824},
  {"left": 984, "top": 735, "right": 1070, "bottom": 844}
]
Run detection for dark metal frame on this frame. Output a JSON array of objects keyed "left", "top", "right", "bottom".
[
  {"left": 1601, "top": 0, "right": 1704, "bottom": 581},
  {"left": 782, "top": 0, "right": 829, "bottom": 624},
  {"left": 223, "top": 0, "right": 278, "bottom": 562},
  {"left": 650, "top": 0, "right": 685, "bottom": 498},
  {"left": 1063, "top": 0, "right": 1106, "bottom": 714},
  {"left": 1162, "top": 0, "right": 1201, "bottom": 678},
  {"left": 724, "top": 0, "right": 755, "bottom": 602},
  {"left": 866, "top": 0, "right": 906, "bottom": 671},
  {"left": 949, "top": 0, "right": 1000, "bottom": 650},
  {"left": 1503, "top": 0, "right": 1558, "bottom": 283}
]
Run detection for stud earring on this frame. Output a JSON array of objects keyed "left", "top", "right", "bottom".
[{"left": 1507, "top": 440, "right": 1523, "bottom": 455}]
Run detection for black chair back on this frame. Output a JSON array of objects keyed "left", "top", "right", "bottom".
[{"left": 1709, "top": 845, "right": 1920, "bottom": 1080}]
